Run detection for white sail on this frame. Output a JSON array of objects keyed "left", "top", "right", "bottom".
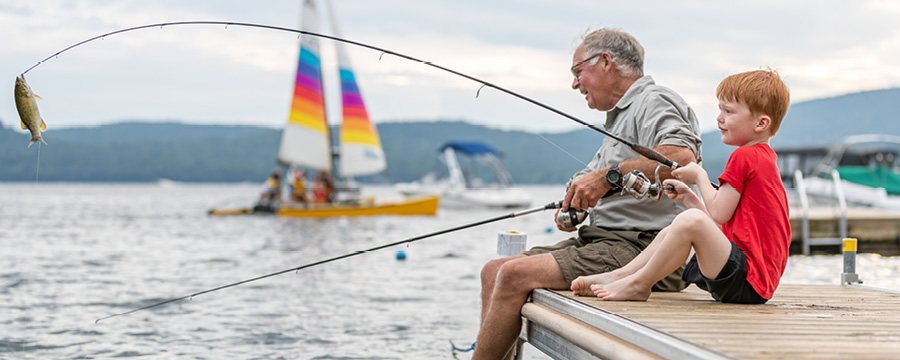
[{"left": 277, "top": 0, "right": 331, "bottom": 171}]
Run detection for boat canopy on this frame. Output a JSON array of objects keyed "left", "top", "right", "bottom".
[
  {"left": 440, "top": 141, "right": 503, "bottom": 156},
  {"left": 836, "top": 166, "right": 900, "bottom": 195}
]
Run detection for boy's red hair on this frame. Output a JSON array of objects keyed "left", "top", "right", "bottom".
[{"left": 716, "top": 70, "right": 790, "bottom": 135}]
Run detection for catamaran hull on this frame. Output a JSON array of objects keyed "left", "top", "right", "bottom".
[{"left": 208, "top": 195, "right": 439, "bottom": 217}]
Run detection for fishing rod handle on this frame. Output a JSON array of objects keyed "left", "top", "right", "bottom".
[{"left": 630, "top": 143, "right": 681, "bottom": 169}]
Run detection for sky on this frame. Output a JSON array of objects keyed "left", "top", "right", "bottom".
[{"left": 3, "top": 0, "right": 900, "bottom": 136}]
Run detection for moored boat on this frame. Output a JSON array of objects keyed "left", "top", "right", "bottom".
[
  {"left": 777, "top": 134, "right": 900, "bottom": 212},
  {"left": 397, "top": 141, "right": 532, "bottom": 209}
]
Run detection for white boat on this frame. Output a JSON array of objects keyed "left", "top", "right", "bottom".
[
  {"left": 398, "top": 141, "right": 532, "bottom": 209},
  {"left": 778, "top": 134, "right": 900, "bottom": 212}
]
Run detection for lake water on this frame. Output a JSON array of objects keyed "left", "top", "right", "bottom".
[{"left": 3, "top": 183, "right": 900, "bottom": 359}]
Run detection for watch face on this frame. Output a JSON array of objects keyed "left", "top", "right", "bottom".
[{"left": 607, "top": 171, "right": 620, "bottom": 184}]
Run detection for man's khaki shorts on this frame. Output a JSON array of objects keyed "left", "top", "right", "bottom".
[{"left": 522, "top": 225, "right": 686, "bottom": 292}]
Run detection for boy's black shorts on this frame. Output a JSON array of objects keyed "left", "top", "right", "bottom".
[{"left": 682, "top": 241, "right": 768, "bottom": 304}]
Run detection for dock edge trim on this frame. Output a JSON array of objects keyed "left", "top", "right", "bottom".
[{"left": 531, "top": 289, "right": 736, "bottom": 360}]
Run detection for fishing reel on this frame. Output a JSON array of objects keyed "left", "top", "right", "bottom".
[
  {"left": 620, "top": 166, "right": 669, "bottom": 201},
  {"left": 556, "top": 166, "right": 674, "bottom": 229},
  {"left": 556, "top": 207, "right": 588, "bottom": 228}
]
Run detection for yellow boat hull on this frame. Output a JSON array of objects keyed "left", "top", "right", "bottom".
[
  {"left": 209, "top": 195, "right": 440, "bottom": 217},
  {"left": 278, "top": 195, "right": 439, "bottom": 217}
]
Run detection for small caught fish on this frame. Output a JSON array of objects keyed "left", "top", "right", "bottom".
[{"left": 14, "top": 75, "right": 47, "bottom": 147}]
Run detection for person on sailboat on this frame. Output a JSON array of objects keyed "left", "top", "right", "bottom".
[
  {"left": 473, "top": 28, "right": 702, "bottom": 360},
  {"left": 257, "top": 169, "right": 282, "bottom": 208},
  {"left": 290, "top": 170, "right": 308, "bottom": 204},
  {"left": 312, "top": 171, "right": 334, "bottom": 203}
]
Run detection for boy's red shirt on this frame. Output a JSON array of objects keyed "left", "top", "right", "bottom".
[{"left": 718, "top": 143, "right": 791, "bottom": 299}]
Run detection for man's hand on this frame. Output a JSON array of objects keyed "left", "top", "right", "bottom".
[{"left": 563, "top": 168, "right": 611, "bottom": 211}]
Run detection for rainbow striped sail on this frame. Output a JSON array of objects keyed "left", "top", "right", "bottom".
[
  {"left": 277, "top": 0, "right": 331, "bottom": 171},
  {"left": 326, "top": 0, "right": 386, "bottom": 177},
  {"left": 333, "top": 42, "right": 386, "bottom": 177}
]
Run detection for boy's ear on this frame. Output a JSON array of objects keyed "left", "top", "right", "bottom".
[{"left": 755, "top": 115, "right": 771, "bottom": 133}]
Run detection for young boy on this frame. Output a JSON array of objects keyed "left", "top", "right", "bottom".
[{"left": 570, "top": 69, "right": 791, "bottom": 303}]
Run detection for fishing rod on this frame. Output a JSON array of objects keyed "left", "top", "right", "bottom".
[
  {"left": 21, "top": 21, "right": 680, "bottom": 169},
  {"left": 95, "top": 200, "right": 564, "bottom": 323}
]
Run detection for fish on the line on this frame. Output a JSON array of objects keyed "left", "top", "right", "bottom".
[{"left": 14, "top": 75, "right": 47, "bottom": 148}]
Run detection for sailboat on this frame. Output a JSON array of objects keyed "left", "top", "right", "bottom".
[{"left": 209, "top": 0, "right": 438, "bottom": 217}]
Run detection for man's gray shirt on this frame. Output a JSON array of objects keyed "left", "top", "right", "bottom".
[{"left": 568, "top": 75, "right": 702, "bottom": 231}]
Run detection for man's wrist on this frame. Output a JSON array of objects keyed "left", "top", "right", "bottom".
[{"left": 606, "top": 163, "right": 623, "bottom": 188}]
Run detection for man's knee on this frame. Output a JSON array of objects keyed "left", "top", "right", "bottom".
[
  {"left": 494, "top": 255, "right": 553, "bottom": 291},
  {"left": 481, "top": 258, "right": 503, "bottom": 284},
  {"left": 481, "top": 255, "right": 524, "bottom": 284}
]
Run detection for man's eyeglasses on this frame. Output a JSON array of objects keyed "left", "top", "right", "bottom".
[{"left": 571, "top": 53, "right": 602, "bottom": 81}]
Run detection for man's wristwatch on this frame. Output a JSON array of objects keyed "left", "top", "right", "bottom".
[{"left": 606, "top": 163, "right": 623, "bottom": 188}]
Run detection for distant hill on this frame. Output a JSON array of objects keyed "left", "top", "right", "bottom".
[
  {"left": 0, "top": 121, "right": 281, "bottom": 182},
  {"left": 0, "top": 120, "right": 599, "bottom": 183},
  {"left": 3, "top": 87, "right": 899, "bottom": 183}
]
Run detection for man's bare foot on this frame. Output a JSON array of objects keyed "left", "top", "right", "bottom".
[
  {"left": 570, "top": 272, "right": 623, "bottom": 296},
  {"left": 591, "top": 276, "right": 651, "bottom": 301}
]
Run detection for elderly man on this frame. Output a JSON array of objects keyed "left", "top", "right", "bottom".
[{"left": 473, "top": 28, "right": 702, "bottom": 360}]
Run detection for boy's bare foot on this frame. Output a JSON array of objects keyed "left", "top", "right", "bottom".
[
  {"left": 591, "top": 276, "right": 651, "bottom": 301},
  {"left": 570, "top": 272, "right": 623, "bottom": 296}
]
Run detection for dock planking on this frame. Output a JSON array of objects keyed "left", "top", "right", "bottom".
[{"left": 521, "top": 284, "right": 900, "bottom": 359}]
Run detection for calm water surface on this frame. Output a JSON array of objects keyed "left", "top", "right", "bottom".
[{"left": 3, "top": 183, "right": 900, "bottom": 359}]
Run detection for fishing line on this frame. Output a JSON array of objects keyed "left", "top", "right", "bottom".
[
  {"left": 95, "top": 200, "right": 563, "bottom": 323},
  {"left": 532, "top": 131, "right": 587, "bottom": 167},
  {"left": 21, "top": 21, "right": 681, "bottom": 169},
  {"left": 34, "top": 143, "right": 42, "bottom": 183}
]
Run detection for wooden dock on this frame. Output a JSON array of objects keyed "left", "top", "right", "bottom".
[
  {"left": 789, "top": 206, "right": 900, "bottom": 255},
  {"left": 520, "top": 284, "right": 900, "bottom": 359}
]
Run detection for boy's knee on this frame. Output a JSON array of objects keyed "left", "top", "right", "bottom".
[{"left": 674, "top": 208, "right": 709, "bottom": 228}]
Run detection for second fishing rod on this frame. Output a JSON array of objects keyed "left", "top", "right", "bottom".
[{"left": 96, "top": 200, "right": 568, "bottom": 323}]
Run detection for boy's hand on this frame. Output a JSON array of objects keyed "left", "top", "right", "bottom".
[
  {"left": 663, "top": 179, "right": 690, "bottom": 202},
  {"left": 671, "top": 162, "right": 707, "bottom": 185},
  {"left": 664, "top": 178, "right": 705, "bottom": 210}
]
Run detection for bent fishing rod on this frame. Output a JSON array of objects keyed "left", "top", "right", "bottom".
[
  {"left": 95, "top": 200, "right": 563, "bottom": 323},
  {"left": 22, "top": 21, "right": 680, "bottom": 169}
]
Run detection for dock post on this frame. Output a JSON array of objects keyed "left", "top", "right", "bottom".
[
  {"left": 841, "top": 238, "right": 862, "bottom": 285},
  {"left": 497, "top": 231, "right": 527, "bottom": 258},
  {"left": 497, "top": 231, "right": 527, "bottom": 360}
]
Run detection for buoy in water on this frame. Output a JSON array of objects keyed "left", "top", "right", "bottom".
[{"left": 396, "top": 250, "right": 407, "bottom": 260}]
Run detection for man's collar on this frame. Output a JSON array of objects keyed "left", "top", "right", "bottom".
[
  {"left": 612, "top": 75, "right": 654, "bottom": 111},
  {"left": 605, "top": 75, "right": 654, "bottom": 128}
]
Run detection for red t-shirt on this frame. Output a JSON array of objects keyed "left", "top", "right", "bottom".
[{"left": 718, "top": 144, "right": 791, "bottom": 299}]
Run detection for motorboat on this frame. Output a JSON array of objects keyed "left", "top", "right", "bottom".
[{"left": 397, "top": 141, "right": 532, "bottom": 209}]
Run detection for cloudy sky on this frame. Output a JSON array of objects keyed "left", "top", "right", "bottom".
[{"left": 3, "top": 0, "right": 900, "bottom": 136}]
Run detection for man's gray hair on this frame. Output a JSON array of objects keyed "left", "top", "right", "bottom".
[{"left": 580, "top": 28, "right": 644, "bottom": 78}]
